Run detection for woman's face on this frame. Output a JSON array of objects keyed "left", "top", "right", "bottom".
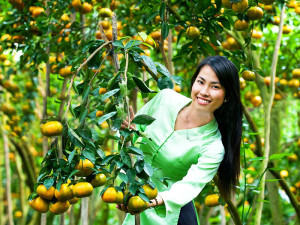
[{"left": 191, "top": 65, "right": 226, "bottom": 114}]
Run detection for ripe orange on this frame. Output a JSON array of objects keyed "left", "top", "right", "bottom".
[
  {"left": 90, "top": 173, "right": 107, "bottom": 187},
  {"left": 142, "top": 184, "right": 158, "bottom": 200},
  {"left": 280, "top": 170, "right": 289, "bottom": 178},
  {"left": 101, "top": 187, "right": 118, "bottom": 203},
  {"left": 287, "top": 153, "right": 298, "bottom": 162},
  {"left": 232, "top": 0, "right": 248, "bottom": 13},
  {"left": 242, "top": 70, "right": 256, "bottom": 81},
  {"left": 32, "top": 7, "right": 44, "bottom": 17},
  {"left": 251, "top": 96, "right": 262, "bottom": 107},
  {"left": 286, "top": 0, "right": 297, "bottom": 8},
  {"left": 271, "top": 16, "right": 280, "bottom": 25},
  {"left": 295, "top": 181, "right": 300, "bottom": 189},
  {"left": 282, "top": 25, "right": 292, "bottom": 34},
  {"left": 96, "top": 110, "right": 104, "bottom": 117},
  {"left": 37, "top": 185, "right": 55, "bottom": 200},
  {"left": 292, "top": 69, "right": 300, "bottom": 78},
  {"left": 75, "top": 159, "right": 94, "bottom": 176},
  {"left": 81, "top": 2, "right": 93, "bottom": 14},
  {"left": 14, "top": 211, "right": 22, "bottom": 218},
  {"left": 41, "top": 121, "right": 63, "bottom": 137},
  {"left": 73, "top": 182, "right": 93, "bottom": 198},
  {"left": 59, "top": 65, "right": 73, "bottom": 77},
  {"left": 99, "top": 87, "right": 107, "bottom": 94},
  {"left": 252, "top": 29, "right": 263, "bottom": 39},
  {"left": 115, "top": 191, "right": 124, "bottom": 204},
  {"left": 110, "top": 0, "right": 119, "bottom": 11},
  {"left": 99, "top": 8, "right": 112, "bottom": 18},
  {"left": 174, "top": 85, "right": 181, "bottom": 92},
  {"left": 100, "top": 20, "right": 110, "bottom": 30},
  {"left": 55, "top": 184, "right": 74, "bottom": 201},
  {"left": 69, "top": 197, "right": 79, "bottom": 204},
  {"left": 72, "top": 0, "right": 82, "bottom": 11},
  {"left": 100, "top": 121, "right": 109, "bottom": 129},
  {"left": 127, "top": 196, "right": 149, "bottom": 212},
  {"left": 234, "top": 19, "right": 249, "bottom": 31},
  {"left": 186, "top": 26, "right": 200, "bottom": 39},
  {"left": 29, "top": 197, "right": 49, "bottom": 213},
  {"left": 204, "top": 194, "right": 219, "bottom": 207},
  {"left": 49, "top": 201, "right": 70, "bottom": 214},
  {"left": 150, "top": 31, "right": 161, "bottom": 41},
  {"left": 247, "top": 7, "right": 263, "bottom": 20}
]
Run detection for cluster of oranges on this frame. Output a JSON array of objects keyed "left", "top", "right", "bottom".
[
  {"left": 30, "top": 158, "right": 107, "bottom": 214},
  {"left": 101, "top": 184, "right": 158, "bottom": 212}
]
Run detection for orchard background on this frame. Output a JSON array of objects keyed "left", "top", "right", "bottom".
[{"left": 0, "top": 0, "right": 300, "bottom": 224}]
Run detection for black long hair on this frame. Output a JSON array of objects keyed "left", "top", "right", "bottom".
[{"left": 191, "top": 56, "right": 242, "bottom": 199}]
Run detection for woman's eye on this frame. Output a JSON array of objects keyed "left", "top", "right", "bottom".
[
  {"left": 197, "top": 80, "right": 204, "bottom": 84},
  {"left": 212, "top": 85, "right": 220, "bottom": 89}
]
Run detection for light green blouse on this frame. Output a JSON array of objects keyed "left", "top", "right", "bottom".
[{"left": 122, "top": 89, "right": 224, "bottom": 225}]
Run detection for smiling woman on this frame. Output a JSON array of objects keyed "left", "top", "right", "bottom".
[{"left": 120, "top": 56, "right": 243, "bottom": 225}]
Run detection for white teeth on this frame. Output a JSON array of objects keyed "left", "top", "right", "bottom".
[{"left": 197, "top": 98, "right": 210, "bottom": 104}]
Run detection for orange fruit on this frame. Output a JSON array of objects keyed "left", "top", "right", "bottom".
[
  {"left": 286, "top": 0, "right": 297, "bottom": 8},
  {"left": 101, "top": 187, "right": 118, "bottom": 203},
  {"left": 32, "top": 7, "right": 44, "bottom": 17},
  {"left": 99, "top": 8, "right": 112, "bottom": 18},
  {"left": 73, "top": 182, "right": 93, "bottom": 198},
  {"left": 127, "top": 196, "right": 148, "bottom": 212},
  {"left": 295, "top": 181, "right": 300, "bottom": 189},
  {"left": 90, "top": 173, "right": 107, "bottom": 187},
  {"left": 271, "top": 16, "right": 280, "bottom": 25},
  {"left": 142, "top": 184, "right": 158, "bottom": 200},
  {"left": 292, "top": 69, "right": 300, "bottom": 78},
  {"left": 29, "top": 197, "right": 49, "bottom": 213},
  {"left": 81, "top": 2, "right": 93, "bottom": 14},
  {"left": 251, "top": 96, "right": 262, "bottom": 107},
  {"left": 49, "top": 201, "right": 70, "bottom": 214},
  {"left": 232, "top": 0, "right": 248, "bottom": 13},
  {"left": 72, "top": 0, "right": 82, "bottom": 11},
  {"left": 174, "top": 85, "right": 181, "bottom": 92},
  {"left": 55, "top": 184, "right": 74, "bottom": 201},
  {"left": 75, "top": 159, "right": 94, "bottom": 176},
  {"left": 99, "top": 87, "right": 107, "bottom": 94},
  {"left": 69, "top": 197, "right": 79, "bottom": 204},
  {"left": 186, "top": 26, "right": 200, "bottom": 39},
  {"left": 37, "top": 185, "right": 55, "bottom": 200},
  {"left": 252, "top": 29, "right": 263, "bottom": 39},
  {"left": 41, "top": 121, "right": 63, "bottom": 137},
  {"left": 204, "top": 194, "right": 219, "bottom": 207},
  {"left": 280, "top": 170, "right": 289, "bottom": 178},
  {"left": 283, "top": 25, "right": 292, "bottom": 34},
  {"left": 59, "top": 65, "right": 73, "bottom": 77},
  {"left": 115, "top": 191, "right": 124, "bottom": 204},
  {"left": 150, "top": 31, "right": 161, "bottom": 41},
  {"left": 247, "top": 7, "right": 263, "bottom": 20},
  {"left": 14, "top": 211, "right": 22, "bottom": 218},
  {"left": 287, "top": 153, "right": 298, "bottom": 162},
  {"left": 234, "top": 19, "right": 249, "bottom": 31},
  {"left": 96, "top": 110, "right": 104, "bottom": 117},
  {"left": 110, "top": 0, "right": 119, "bottom": 11},
  {"left": 100, "top": 20, "right": 110, "bottom": 30},
  {"left": 242, "top": 70, "right": 256, "bottom": 81}
]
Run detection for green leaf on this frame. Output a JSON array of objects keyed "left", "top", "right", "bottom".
[
  {"left": 249, "top": 157, "right": 266, "bottom": 161},
  {"left": 129, "top": 183, "right": 138, "bottom": 195},
  {"left": 83, "top": 149, "right": 96, "bottom": 164},
  {"left": 37, "top": 173, "right": 46, "bottom": 183},
  {"left": 126, "top": 146, "right": 143, "bottom": 155},
  {"left": 144, "top": 162, "right": 153, "bottom": 177},
  {"left": 98, "top": 111, "right": 117, "bottom": 125},
  {"left": 119, "top": 172, "right": 128, "bottom": 183},
  {"left": 132, "top": 114, "right": 156, "bottom": 125},
  {"left": 112, "top": 40, "right": 124, "bottom": 48},
  {"left": 120, "top": 150, "right": 132, "bottom": 167},
  {"left": 256, "top": 199, "right": 270, "bottom": 203},
  {"left": 269, "top": 153, "right": 292, "bottom": 161},
  {"left": 265, "top": 179, "right": 282, "bottom": 182},
  {"left": 101, "top": 89, "right": 120, "bottom": 102},
  {"left": 68, "top": 150, "right": 76, "bottom": 163},
  {"left": 159, "top": 2, "right": 166, "bottom": 21},
  {"left": 96, "top": 148, "right": 105, "bottom": 159},
  {"left": 141, "top": 55, "right": 157, "bottom": 75},
  {"left": 161, "top": 22, "right": 169, "bottom": 41},
  {"left": 208, "top": 30, "right": 220, "bottom": 46},
  {"left": 67, "top": 169, "right": 79, "bottom": 181},
  {"left": 135, "top": 160, "right": 145, "bottom": 173},
  {"left": 132, "top": 77, "right": 157, "bottom": 93},
  {"left": 138, "top": 32, "right": 148, "bottom": 41},
  {"left": 158, "top": 77, "right": 174, "bottom": 90},
  {"left": 82, "top": 85, "right": 91, "bottom": 101},
  {"left": 172, "top": 75, "right": 183, "bottom": 84},
  {"left": 125, "top": 40, "right": 143, "bottom": 49},
  {"left": 138, "top": 192, "right": 150, "bottom": 203},
  {"left": 195, "top": 0, "right": 210, "bottom": 12},
  {"left": 218, "top": 17, "right": 231, "bottom": 30},
  {"left": 44, "top": 178, "right": 54, "bottom": 190},
  {"left": 79, "top": 108, "right": 88, "bottom": 125},
  {"left": 155, "top": 62, "right": 171, "bottom": 78},
  {"left": 68, "top": 127, "right": 84, "bottom": 147},
  {"left": 145, "top": 11, "right": 159, "bottom": 24}
]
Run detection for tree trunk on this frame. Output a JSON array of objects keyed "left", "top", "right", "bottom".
[
  {"left": 266, "top": 103, "right": 285, "bottom": 225},
  {"left": 0, "top": 136, "right": 4, "bottom": 225},
  {"left": 81, "top": 198, "right": 89, "bottom": 225}
]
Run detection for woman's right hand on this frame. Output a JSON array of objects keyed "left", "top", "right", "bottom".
[{"left": 121, "top": 106, "right": 136, "bottom": 130}]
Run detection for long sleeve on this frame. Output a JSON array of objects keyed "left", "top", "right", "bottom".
[{"left": 158, "top": 140, "right": 224, "bottom": 217}]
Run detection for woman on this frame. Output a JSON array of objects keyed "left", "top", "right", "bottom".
[{"left": 118, "top": 56, "right": 243, "bottom": 225}]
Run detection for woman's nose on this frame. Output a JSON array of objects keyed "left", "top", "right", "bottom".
[{"left": 200, "top": 86, "right": 209, "bottom": 96}]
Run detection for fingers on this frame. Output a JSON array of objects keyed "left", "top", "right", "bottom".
[{"left": 121, "top": 120, "right": 135, "bottom": 130}]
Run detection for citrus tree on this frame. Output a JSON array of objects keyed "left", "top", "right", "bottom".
[{"left": 0, "top": 0, "right": 299, "bottom": 225}]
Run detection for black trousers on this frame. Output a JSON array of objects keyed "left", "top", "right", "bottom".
[{"left": 177, "top": 201, "right": 198, "bottom": 225}]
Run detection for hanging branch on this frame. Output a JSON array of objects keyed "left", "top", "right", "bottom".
[
  {"left": 111, "top": 13, "right": 120, "bottom": 71},
  {"left": 253, "top": 6, "right": 286, "bottom": 224}
]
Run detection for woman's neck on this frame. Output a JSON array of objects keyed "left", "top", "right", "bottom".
[{"left": 184, "top": 104, "right": 214, "bottom": 128}]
